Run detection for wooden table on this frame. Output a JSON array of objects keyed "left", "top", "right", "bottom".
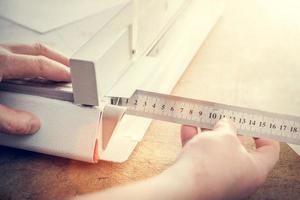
[{"left": 0, "top": 0, "right": 300, "bottom": 199}]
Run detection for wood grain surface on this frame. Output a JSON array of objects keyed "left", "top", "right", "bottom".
[{"left": 0, "top": 0, "right": 300, "bottom": 199}]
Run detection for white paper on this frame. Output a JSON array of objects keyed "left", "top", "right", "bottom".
[
  {"left": 0, "top": 3, "right": 127, "bottom": 56},
  {"left": 0, "top": 0, "right": 129, "bottom": 33}
]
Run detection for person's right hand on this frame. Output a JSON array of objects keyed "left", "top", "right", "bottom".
[
  {"left": 74, "top": 119, "right": 280, "bottom": 200},
  {"left": 168, "top": 119, "right": 280, "bottom": 200},
  {"left": 0, "top": 43, "right": 71, "bottom": 135}
]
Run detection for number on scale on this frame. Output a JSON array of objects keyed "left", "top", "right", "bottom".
[
  {"left": 269, "top": 123, "right": 277, "bottom": 129},
  {"left": 259, "top": 121, "right": 266, "bottom": 127},
  {"left": 209, "top": 113, "right": 217, "bottom": 119},
  {"left": 239, "top": 118, "right": 246, "bottom": 124},
  {"left": 249, "top": 120, "right": 256, "bottom": 126},
  {"left": 291, "top": 127, "right": 298, "bottom": 133},
  {"left": 125, "top": 93, "right": 299, "bottom": 138}
]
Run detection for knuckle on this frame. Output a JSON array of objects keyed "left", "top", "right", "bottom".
[
  {"left": 33, "top": 42, "right": 48, "bottom": 54},
  {"left": 35, "top": 56, "right": 47, "bottom": 72},
  {"left": 0, "top": 53, "right": 7, "bottom": 63},
  {"left": 2, "top": 120, "right": 30, "bottom": 134},
  {"left": 0, "top": 48, "right": 10, "bottom": 63}
]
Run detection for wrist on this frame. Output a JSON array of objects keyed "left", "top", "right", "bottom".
[
  {"left": 163, "top": 157, "right": 227, "bottom": 200},
  {"left": 161, "top": 159, "right": 209, "bottom": 200}
]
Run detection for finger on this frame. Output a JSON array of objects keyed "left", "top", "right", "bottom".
[
  {"left": 255, "top": 138, "right": 280, "bottom": 150},
  {"left": 252, "top": 138, "right": 280, "bottom": 173},
  {"left": 213, "top": 118, "right": 237, "bottom": 135},
  {"left": 1, "top": 43, "right": 69, "bottom": 66},
  {"left": 0, "top": 105, "right": 40, "bottom": 135},
  {"left": 181, "top": 125, "right": 199, "bottom": 146},
  {"left": 2, "top": 53, "right": 71, "bottom": 82}
]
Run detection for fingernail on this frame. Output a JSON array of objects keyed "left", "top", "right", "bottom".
[
  {"left": 28, "top": 117, "right": 41, "bottom": 134},
  {"left": 64, "top": 68, "right": 71, "bottom": 82}
]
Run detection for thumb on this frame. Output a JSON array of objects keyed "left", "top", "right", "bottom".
[
  {"left": 0, "top": 104, "right": 40, "bottom": 135},
  {"left": 213, "top": 118, "right": 237, "bottom": 135}
]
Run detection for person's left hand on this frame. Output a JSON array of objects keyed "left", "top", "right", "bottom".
[
  {"left": 0, "top": 43, "right": 71, "bottom": 135},
  {"left": 0, "top": 43, "right": 70, "bottom": 81}
]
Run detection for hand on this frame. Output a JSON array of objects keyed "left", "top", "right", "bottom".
[
  {"left": 74, "top": 119, "right": 280, "bottom": 200},
  {"left": 0, "top": 43, "right": 71, "bottom": 135},
  {"left": 167, "top": 119, "right": 280, "bottom": 200}
]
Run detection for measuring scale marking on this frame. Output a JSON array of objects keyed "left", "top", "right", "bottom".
[{"left": 109, "top": 90, "right": 300, "bottom": 145}]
